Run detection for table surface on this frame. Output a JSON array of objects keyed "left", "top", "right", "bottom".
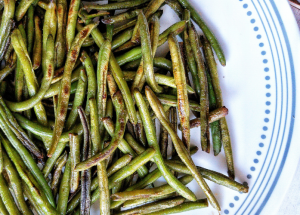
[{"left": 277, "top": 3, "right": 300, "bottom": 215}]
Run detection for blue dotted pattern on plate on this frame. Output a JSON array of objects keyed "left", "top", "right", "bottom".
[{"left": 224, "top": 1, "right": 270, "bottom": 214}]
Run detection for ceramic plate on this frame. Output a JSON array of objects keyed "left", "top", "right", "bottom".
[{"left": 91, "top": 0, "right": 300, "bottom": 214}]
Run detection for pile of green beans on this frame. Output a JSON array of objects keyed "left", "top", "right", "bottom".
[{"left": 0, "top": 0, "right": 243, "bottom": 214}]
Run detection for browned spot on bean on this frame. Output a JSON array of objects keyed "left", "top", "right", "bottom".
[
  {"left": 63, "top": 85, "right": 69, "bottom": 94},
  {"left": 80, "top": 28, "right": 89, "bottom": 38},
  {"left": 71, "top": 49, "right": 78, "bottom": 59},
  {"left": 47, "top": 65, "right": 53, "bottom": 77}
]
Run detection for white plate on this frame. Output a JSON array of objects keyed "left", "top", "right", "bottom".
[{"left": 92, "top": 0, "right": 300, "bottom": 214}]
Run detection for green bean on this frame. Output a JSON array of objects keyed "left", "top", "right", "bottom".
[
  {"left": 57, "top": 156, "right": 71, "bottom": 215},
  {"left": 122, "top": 193, "right": 176, "bottom": 208},
  {"left": 116, "top": 21, "right": 186, "bottom": 66},
  {"left": 6, "top": 34, "right": 55, "bottom": 112},
  {"left": 89, "top": 99, "right": 110, "bottom": 215},
  {"left": 124, "top": 71, "right": 194, "bottom": 94},
  {"left": 12, "top": 28, "right": 49, "bottom": 128},
  {"left": 49, "top": 23, "right": 98, "bottom": 157},
  {"left": 96, "top": 40, "right": 111, "bottom": 140},
  {"left": 0, "top": 196, "right": 8, "bottom": 215},
  {"left": 0, "top": 174, "right": 20, "bottom": 215},
  {"left": 103, "top": 117, "right": 149, "bottom": 178},
  {"left": 0, "top": 18, "right": 14, "bottom": 62},
  {"left": 178, "top": 0, "right": 226, "bottom": 66},
  {"left": 168, "top": 34, "right": 190, "bottom": 150},
  {"left": 15, "top": 24, "right": 26, "bottom": 103},
  {"left": 145, "top": 86, "right": 220, "bottom": 211},
  {"left": 2, "top": 154, "right": 32, "bottom": 215},
  {"left": 135, "top": 111, "right": 147, "bottom": 146},
  {"left": 112, "top": 28, "right": 133, "bottom": 50},
  {"left": 0, "top": 0, "right": 15, "bottom": 61},
  {"left": 27, "top": 5, "right": 34, "bottom": 56},
  {"left": 150, "top": 13, "right": 160, "bottom": 55},
  {"left": 78, "top": 107, "right": 92, "bottom": 215},
  {"left": 1, "top": 138, "right": 57, "bottom": 213},
  {"left": 51, "top": 151, "right": 67, "bottom": 196},
  {"left": 202, "top": 36, "right": 234, "bottom": 179},
  {"left": 131, "top": 0, "right": 165, "bottom": 43},
  {"left": 82, "top": 37, "right": 95, "bottom": 47},
  {"left": 114, "top": 40, "right": 138, "bottom": 52},
  {"left": 69, "top": 133, "right": 81, "bottom": 193},
  {"left": 79, "top": 9, "right": 109, "bottom": 23},
  {"left": 85, "top": 0, "right": 149, "bottom": 10},
  {"left": 75, "top": 94, "right": 127, "bottom": 171},
  {"left": 33, "top": 16, "right": 42, "bottom": 70},
  {"left": 134, "top": 89, "right": 196, "bottom": 201},
  {"left": 116, "top": 197, "right": 185, "bottom": 215},
  {"left": 65, "top": 70, "right": 87, "bottom": 130},
  {"left": 139, "top": 11, "right": 162, "bottom": 93},
  {"left": 66, "top": 0, "right": 80, "bottom": 50},
  {"left": 160, "top": 110, "right": 169, "bottom": 159},
  {"left": 15, "top": 0, "right": 35, "bottom": 21},
  {"left": 102, "top": 9, "right": 142, "bottom": 24},
  {"left": 112, "top": 180, "right": 123, "bottom": 195},
  {"left": 107, "top": 154, "right": 132, "bottom": 177},
  {"left": 189, "top": 26, "right": 210, "bottom": 152},
  {"left": 109, "top": 148, "right": 155, "bottom": 186},
  {"left": 111, "top": 174, "right": 193, "bottom": 201},
  {"left": 42, "top": 0, "right": 57, "bottom": 74},
  {"left": 113, "top": 19, "right": 138, "bottom": 36},
  {"left": 164, "top": 160, "right": 248, "bottom": 193},
  {"left": 23, "top": 182, "right": 44, "bottom": 215},
  {"left": 147, "top": 199, "right": 208, "bottom": 215},
  {"left": 55, "top": 0, "right": 67, "bottom": 68}
]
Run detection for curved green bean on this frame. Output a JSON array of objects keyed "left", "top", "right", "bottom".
[
  {"left": 15, "top": 0, "right": 35, "bottom": 21},
  {"left": 6, "top": 34, "right": 55, "bottom": 112},
  {"left": 112, "top": 28, "right": 133, "bottom": 50}
]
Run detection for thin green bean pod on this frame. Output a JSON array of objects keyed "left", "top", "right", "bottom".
[
  {"left": 0, "top": 0, "right": 15, "bottom": 61},
  {"left": 0, "top": 196, "right": 8, "bottom": 215},
  {"left": 27, "top": 5, "right": 34, "bottom": 56},
  {"left": 111, "top": 174, "right": 193, "bottom": 201},
  {"left": 57, "top": 156, "right": 71, "bottom": 215},
  {"left": 55, "top": 0, "right": 67, "bottom": 68},
  {"left": 147, "top": 199, "right": 209, "bottom": 215},
  {"left": 49, "top": 23, "right": 98, "bottom": 157},
  {"left": 66, "top": 0, "right": 80, "bottom": 50},
  {"left": 33, "top": 15, "right": 42, "bottom": 70},
  {"left": 107, "top": 154, "right": 132, "bottom": 177},
  {"left": 134, "top": 89, "right": 196, "bottom": 201},
  {"left": 0, "top": 174, "right": 20, "bottom": 215},
  {"left": 70, "top": 133, "right": 81, "bottom": 193},
  {"left": 65, "top": 69, "right": 87, "bottom": 130},
  {"left": 116, "top": 197, "right": 185, "bottom": 215},
  {"left": 112, "top": 28, "right": 133, "bottom": 50},
  {"left": 102, "top": 9, "right": 142, "bottom": 24},
  {"left": 168, "top": 34, "right": 190, "bottom": 150},
  {"left": 51, "top": 151, "right": 67, "bottom": 195}
]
